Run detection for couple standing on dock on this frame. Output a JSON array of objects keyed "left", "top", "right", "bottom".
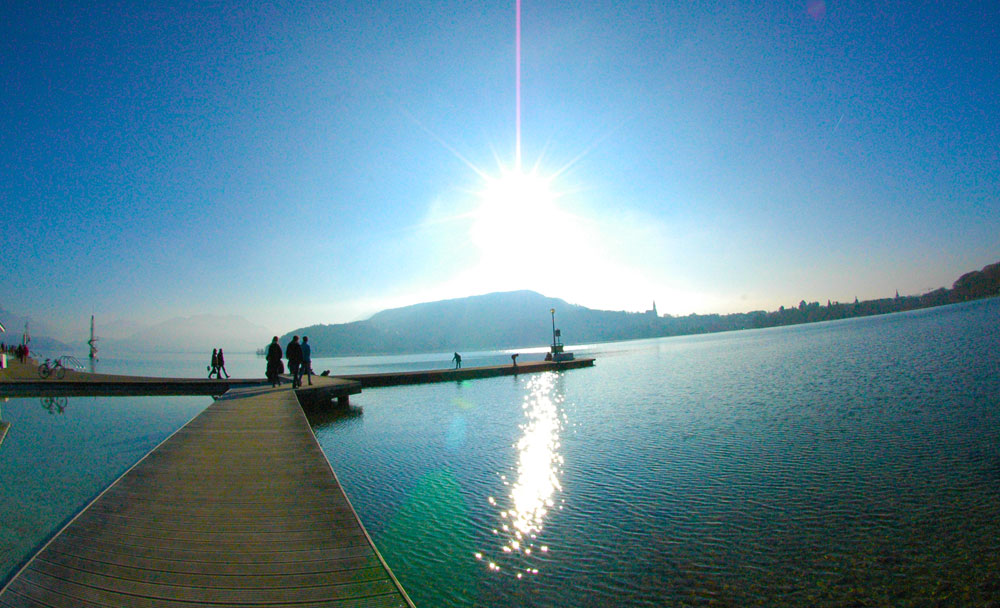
[{"left": 265, "top": 335, "right": 313, "bottom": 388}]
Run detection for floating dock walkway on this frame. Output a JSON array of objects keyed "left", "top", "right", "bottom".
[
  {"left": 0, "top": 356, "right": 595, "bottom": 606},
  {"left": 340, "top": 357, "right": 595, "bottom": 388},
  {"left": 0, "top": 385, "right": 413, "bottom": 607},
  {"left": 0, "top": 369, "right": 361, "bottom": 405},
  {"left": 0, "top": 358, "right": 595, "bottom": 397}
]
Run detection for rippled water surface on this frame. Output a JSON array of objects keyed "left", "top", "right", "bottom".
[
  {"left": 2, "top": 299, "right": 998, "bottom": 605},
  {"left": 0, "top": 395, "right": 208, "bottom": 584},
  {"left": 311, "top": 299, "right": 1000, "bottom": 607}
]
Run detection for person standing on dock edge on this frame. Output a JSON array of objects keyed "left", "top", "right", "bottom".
[
  {"left": 208, "top": 349, "right": 218, "bottom": 378},
  {"left": 299, "top": 337, "right": 312, "bottom": 386},
  {"left": 266, "top": 337, "right": 283, "bottom": 387},
  {"left": 452, "top": 352, "right": 462, "bottom": 369},
  {"left": 286, "top": 336, "right": 303, "bottom": 388},
  {"left": 217, "top": 348, "right": 229, "bottom": 378}
]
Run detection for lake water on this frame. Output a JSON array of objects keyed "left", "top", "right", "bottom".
[
  {"left": 2, "top": 298, "right": 999, "bottom": 605},
  {"left": 0, "top": 394, "right": 208, "bottom": 586}
]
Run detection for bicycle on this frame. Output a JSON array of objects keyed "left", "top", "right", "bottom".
[
  {"left": 40, "top": 396, "right": 68, "bottom": 413},
  {"left": 38, "top": 358, "right": 67, "bottom": 379}
]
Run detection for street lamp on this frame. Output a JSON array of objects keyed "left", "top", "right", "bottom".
[{"left": 550, "top": 308, "right": 556, "bottom": 349}]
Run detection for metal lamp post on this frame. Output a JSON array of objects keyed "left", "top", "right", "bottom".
[{"left": 550, "top": 308, "right": 556, "bottom": 349}]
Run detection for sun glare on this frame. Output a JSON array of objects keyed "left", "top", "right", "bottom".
[
  {"left": 409, "top": 0, "right": 677, "bottom": 312},
  {"left": 469, "top": 169, "right": 562, "bottom": 253}
]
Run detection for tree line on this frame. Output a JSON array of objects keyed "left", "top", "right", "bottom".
[{"left": 659, "top": 261, "right": 1000, "bottom": 335}]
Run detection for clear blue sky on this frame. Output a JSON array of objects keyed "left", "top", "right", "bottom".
[{"left": 3, "top": 1, "right": 998, "bottom": 340}]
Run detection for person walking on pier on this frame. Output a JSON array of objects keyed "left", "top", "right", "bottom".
[
  {"left": 208, "top": 349, "right": 219, "bottom": 378},
  {"left": 298, "top": 337, "right": 313, "bottom": 386},
  {"left": 217, "top": 348, "right": 229, "bottom": 379},
  {"left": 266, "top": 337, "right": 283, "bottom": 387},
  {"left": 286, "top": 336, "right": 303, "bottom": 388},
  {"left": 452, "top": 352, "right": 462, "bottom": 369}
]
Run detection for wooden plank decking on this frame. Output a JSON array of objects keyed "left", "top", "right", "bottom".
[
  {"left": 0, "top": 370, "right": 361, "bottom": 404},
  {"left": 340, "top": 357, "right": 596, "bottom": 388},
  {"left": 0, "top": 355, "right": 594, "bottom": 395},
  {"left": 0, "top": 387, "right": 412, "bottom": 607}
]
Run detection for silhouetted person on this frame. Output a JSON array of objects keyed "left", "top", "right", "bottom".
[
  {"left": 266, "top": 337, "right": 283, "bottom": 387},
  {"left": 511, "top": 353, "right": 518, "bottom": 369},
  {"left": 208, "top": 348, "right": 219, "bottom": 378},
  {"left": 299, "top": 336, "right": 312, "bottom": 386},
  {"left": 286, "top": 336, "right": 303, "bottom": 388},
  {"left": 452, "top": 352, "right": 462, "bottom": 369},
  {"left": 217, "top": 348, "right": 229, "bottom": 378}
]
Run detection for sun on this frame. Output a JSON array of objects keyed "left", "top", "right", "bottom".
[
  {"left": 469, "top": 167, "right": 563, "bottom": 254},
  {"left": 457, "top": 161, "right": 611, "bottom": 299},
  {"left": 408, "top": 0, "right": 666, "bottom": 309}
]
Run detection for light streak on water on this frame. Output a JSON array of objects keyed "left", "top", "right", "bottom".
[{"left": 481, "top": 372, "right": 564, "bottom": 578}]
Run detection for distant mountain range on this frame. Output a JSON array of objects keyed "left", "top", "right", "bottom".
[
  {"left": 101, "top": 314, "right": 273, "bottom": 354},
  {"left": 284, "top": 260, "right": 1000, "bottom": 356},
  {"left": 282, "top": 290, "right": 640, "bottom": 356},
  {"left": 0, "top": 310, "right": 272, "bottom": 356},
  {"left": 6, "top": 260, "right": 998, "bottom": 358},
  {"left": 0, "top": 308, "right": 72, "bottom": 353}
]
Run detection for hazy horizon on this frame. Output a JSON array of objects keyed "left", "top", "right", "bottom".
[
  {"left": 3, "top": 2, "right": 997, "bottom": 338},
  {"left": 4, "top": 275, "right": 987, "bottom": 348}
]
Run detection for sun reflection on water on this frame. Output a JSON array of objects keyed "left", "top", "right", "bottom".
[{"left": 478, "top": 373, "right": 565, "bottom": 578}]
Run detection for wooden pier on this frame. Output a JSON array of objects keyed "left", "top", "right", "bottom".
[
  {"left": 0, "top": 369, "right": 361, "bottom": 406},
  {"left": 341, "top": 357, "right": 596, "bottom": 388},
  {"left": 0, "top": 355, "right": 596, "bottom": 605},
  {"left": 0, "top": 358, "right": 594, "bottom": 398},
  {"left": 0, "top": 386, "right": 412, "bottom": 607}
]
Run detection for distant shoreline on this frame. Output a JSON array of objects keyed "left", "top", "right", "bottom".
[
  {"left": 9, "top": 262, "right": 999, "bottom": 360},
  {"left": 285, "top": 261, "right": 1000, "bottom": 357}
]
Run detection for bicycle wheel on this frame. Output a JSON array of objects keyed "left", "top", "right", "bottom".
[
  {"left": 56, "top": 365, "right": 66, "bottom": 379},
  {"left": 38, "top": 363, "right": 51, "bottom": 379}
]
